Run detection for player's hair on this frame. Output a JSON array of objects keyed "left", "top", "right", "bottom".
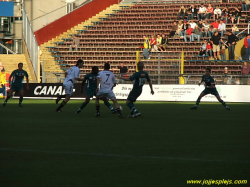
[
  {"left": 76, "top": 59, "right": 84, "bottom": 66},
  {"left": 92, "top": 66, "right": 99, "bottom": 72},
  {"left": 104, "top": 63, "right": 110, "bottom": 70},
  {"left": 206, "top": 67, "right": 211, "bottom": 72},
  {"left": 1, "top": 68, "right": 5, "bottom": 72},
  {"left": 137, "top": 62, "right": 144, "bottom": 70},
  {"left": 18, "top": 62, "right": 23, "bottom": 66}
]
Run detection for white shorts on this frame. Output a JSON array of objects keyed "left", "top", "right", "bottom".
[
  {"left": 63, "top": 82, "right": 73, "bottom": 95},
  {"left": 97, "top": 90, "right": 116, "bottom": 100}
]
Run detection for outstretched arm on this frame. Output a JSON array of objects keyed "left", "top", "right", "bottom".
[{"left": 148, "top": 81, "right": 154, "bottom": 95}]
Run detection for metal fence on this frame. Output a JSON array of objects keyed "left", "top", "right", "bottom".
[{"left": 22, "top": 7, "right": 39, "bottom": 81}]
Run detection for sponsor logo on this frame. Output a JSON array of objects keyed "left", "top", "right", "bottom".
[{"left": 33, "top": 86, "right": 76, "bottom": 95}]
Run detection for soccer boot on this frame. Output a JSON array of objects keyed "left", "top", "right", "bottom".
[
  {"left": 55, "top": 97, "right": 61, "bottom": 104},
  {"left": 134, "top": 111, "right": 141, "bottom": 117},
  {"left": 76, "top": 108, "right": 82, "bottom": 114},
  {"left": 225, "top": 106, "right": 230, "bottom": 110},
  {"left": 55, "top": 109, "right": 62, "bottom": 112},
  {"left": 19, "top": 104, "right": 23, "bottom": 107},
  {"left": 118, "top": 113, "right": 124, "bottom": 118},
  {"left": 95, "top": 112, "right": 100, "bottom": 117},
  {"left": 3, "top": 101, "right": 7, "bottom": 107},
  {"left": 190, "top": 105, "right": 198, "bottom": 110}
]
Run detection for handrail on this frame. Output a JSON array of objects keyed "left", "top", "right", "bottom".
[{"left": 0, "top": 43, "right": 16, "bottom": 54}]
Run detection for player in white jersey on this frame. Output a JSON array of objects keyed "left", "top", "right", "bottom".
[
  {"left": 55, "top": 59, "right": 84, "bottom": 112},
  {"left": 96, "top": 63, "right": 124, "bottom": 118}
]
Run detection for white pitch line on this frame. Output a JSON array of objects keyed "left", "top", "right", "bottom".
[{"left": 0, "top": 148, "right": 249, "bottom": 164}]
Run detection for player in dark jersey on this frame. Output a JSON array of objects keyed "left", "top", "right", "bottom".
[
  {"left": 191, "top": 67, "right": 230, "bottom": 110},
  {"left": 76, "top": 66, "right": 116, "bottom": 114},
  {"left": 3, "top": 63, "right": 29, "bottom": 107},
  {"left": 121, "top": 62, "right": 154, "bottom": 118}
]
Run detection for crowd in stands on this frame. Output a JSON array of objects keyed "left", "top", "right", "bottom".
[{"left": 146, "top": 3, "right": 250, "bottom": 60}]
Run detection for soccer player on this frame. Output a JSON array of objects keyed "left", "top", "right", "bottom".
[
  {"left": 3, "top": 63, "right": 29, "bottom": 107},
  {"left": 190, "top": 67, "right": 230, "bottom": 110},
  {"left": 121, "top": 62, "right": 154, "bottom": 118},
  {"left": 55, "top": 59, "right": 84, "bottom": 112},
  {"left": 76, "top": 66, "right": 116, "bottom": 114},
  {"left": 96, "top": 63, "right": 124, "bottom": 118}
]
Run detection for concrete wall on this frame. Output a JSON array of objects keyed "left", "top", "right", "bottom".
[
  {"left": 34, "top": 0, "right": 118, "bottom": 45},
  {"left": 24, "top": 0, "right": 67, "bottom": 31}
]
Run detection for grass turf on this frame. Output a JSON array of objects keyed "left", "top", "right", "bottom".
[{"left": 0, "top": 99, "right": 249, "bottom": 187}]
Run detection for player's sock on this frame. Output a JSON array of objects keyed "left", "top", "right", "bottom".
[
  {"left": 96, "top": 105, "right": 100, "bottom": 113},
  {"left": 4, "top": 95, "right": 10, "bottom": 103},
  {"left": 195, "top": 98, "right": 201, "bottom": 106},
  {"left": 127, "top": 102, "right": 135, "bottom": 110},
  {"left": 220, "top": 100, "right": 227, "bottom": 107},
  {"left": 80, "top": 102, "right": 87, "bottom": 110},
  {"left": 19, "top": 97, "right": 23, "bottom": 104},
  {"left": 116, "top": 108, "right": 122, "bottom": 114},
  {"left": 104, "top": 101, "right": 114, "bottom": 111},
  {"left": 56, "top": 101, "right": 67, "bottom": 111}
]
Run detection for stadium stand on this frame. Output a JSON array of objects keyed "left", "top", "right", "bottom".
[{"left": 43, "top": 0, "right": 247, "bottom": 84}]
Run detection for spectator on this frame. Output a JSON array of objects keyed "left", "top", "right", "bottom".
[
  {"left": 170, "top": 21, "right": 178, "bottom": 38},
  {"left": 211, "top": 19, "right": 220, "bottom": 32},
  {"left": 244, "top": 10, "right": 250, "bottom": 23},
  {"left": 187, "top": 5, "right": 197, "bottom": 20},
  {"left": 199, "top": 40, "right": 207, "bottom": 56},
  {"left": 150, "top": 34, "right": 157, "bottom": 47},
  {"left": 242, "top": 0, "right": 249, "bottom": 11},
  {"left": 223, "top": 67, "right": 229, "bottom": 84},
  {"left": 203, "top": 20, "right": 212, "bottom": 37},
  {"left": 211, "top": 31, "right": 223, "bottom": 60},
  {"left": 117, "top": 63, "right": 129, "bottom": 74},
  {"left": 142, "top": 35, "right": 151, "bottom": 59},
  {"left": 197, "top": 3, "right": 206, "bottom": 20},
  {"left": 207, "top": 41, "right": 213, "bottom": 57},
  {"left": 184, "top": 25, "right": 193, "bottom": 42},
  {"left": 231, "top": 8, "right": 241, "bottom": 24},
  {"left": 232, "top": 24, "right": 239, "bottom": 35},
  {"left": 221, "top": 7, "right": 229, "bottom": 23},
  {"left": 220, "top": 45, "right": 226, "bottom": 60},
  {"left": 150, "top": 34, "right": 157, "bottom": 51},
  {"left": 218, "top": 20, "right": 226, "bottom": 37},
  {"left": 156, "top": 34, "right": 162, "bottom": 49},
  {"left": 177, "top": 5, "right": 187, "bottom": 20},
  {"left": 158, "top": 34, "right": 168, "bottom": 51},
  {"left": 180, "top": 21, "right": 189, "bottom": 37},
  {"left": 206, "top": 4, "right": 214, "bottom": 19},
  {"left": 241, "top": 62, "right": 250, "bottom": 84},
  {"left": 197, "top": 20, "right": 205, "bottom": 37},
  {"left": 69, "top": 35, "right": 80, "bottom": 51},
  {"left": 214, "top": 6, "right": 222, "bottom": 20},
  {"left": 189, "top": 20, "right": 197, "bottom": 29},
  {"left": 192, "top": 25, "right": 201, "bottom": 42},
  {"left": 0, "top": 62, "right": 3, "bottom": 71},
  {"left": 243, "top": 34, "right": 250, "bottom": 60},
  {"left": 176, "top": 20, "right": 183, "bottom": 37},
  {"left": 226, "top": 31, "right": 238, "bottom": 60}
]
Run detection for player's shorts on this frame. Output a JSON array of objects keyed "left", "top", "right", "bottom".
[
  {"left": 202, "top": 88, "right": 219, "bottom": 96},
  {"left": 212, "top": 44, "right": 220, "bottom": 52},
  {"left": 127, "top": 89, "right": 142, "bottom": 103},
  {"left": 10, "top": 84, "right": 23, "bottom": 92},
  {"left": 97, "top": 90, "right": 116, "bottom": 100},
  {"left": 63, "top": 82, "right": 73, "bottom": 95},
  {"left": 86, "top": 89, "right": 96, "bottom": 97},
  {"left": 0, "top": 85, "right": 6, "bottom": 96}
]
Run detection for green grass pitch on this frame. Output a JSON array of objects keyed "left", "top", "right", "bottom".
[{"left": 0, "top": 99, "right": 249, "bottom": 187}]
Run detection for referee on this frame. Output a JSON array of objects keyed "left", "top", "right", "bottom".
[{"left": 117, "top": 63, "right": 129, "bottom": 83}]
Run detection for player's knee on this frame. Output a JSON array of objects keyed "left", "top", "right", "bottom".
[{"left": 126, "top": 100, "right": 130, "bottom": 105}]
